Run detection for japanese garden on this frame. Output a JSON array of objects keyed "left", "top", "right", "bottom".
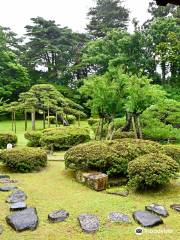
[{"left": 0, "top": 0, "right": 179, "bottom": 239}]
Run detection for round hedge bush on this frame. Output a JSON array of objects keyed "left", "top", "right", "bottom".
[
  {"left": 0, "top": 132, "right": 17, "bottom": 149},
  {"left": 164, "top": 144, "right": 180, "bottom": 165},
  {"left": 128, "top": 153, "right": 179, "bottom": 190},
  {"left": 24, "top": 131, "right": 42, "bottom": 147},
  {"left": 65, "top": 139, "right": 165, "bottom": 176},
  {"left": 40, "top": 127, "right": 90, "bottom": 150},
  {"left": 0, "top": 147, "right": 47, "bottom": 172},
  {"left": 67, "top": 115, "right": 76, "bottom": 124}
]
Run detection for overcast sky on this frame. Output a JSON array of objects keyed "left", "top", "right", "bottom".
[{"left": 0, "top": 0, "right": 151, "bottom": 35}]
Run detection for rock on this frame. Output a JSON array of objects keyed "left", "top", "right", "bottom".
[
  {"left": 133, "top": 210, "right": 163, "bottom": 227},
  {"left": 145, "top": 204, "right": 169, "bottom": 217},
  {"left": 170, "top": 204, "right": 180, "bottom": 212},
  {"left": 0, "top": 185, "right": 17, "bottom": 192},
  {"left": 48, "top": 210, "right": 69, "bottom": 222},
  {"left": 108, "top": 212, "right": 131, "bottom": 223},
  {"left": 6, "top": 190, "right": 27, "bottom": 203},
  {"left": 0, "top": 179, "right": 17, "bottom": 184},
  {"left": 0, "top": 225, "right": 3, "bottom": 235},
  {"left": 107, "top": 190, "right": 129, "bottom": 197},
  {"left": 6, "top": 207, "right": 38, "bottom": 232},
  {"left": 78, "top": 214, "right": 99, "bottom": 233},
  {"left": 0, "top": 175, "right": 10, "bottom": 179},
  {"left": 10, "top": 202, "right": 27, "bottom": 211}
]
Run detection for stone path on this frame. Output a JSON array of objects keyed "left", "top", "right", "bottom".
[{"left": 0, "top": 174, "right": 179, "bottom": 235}]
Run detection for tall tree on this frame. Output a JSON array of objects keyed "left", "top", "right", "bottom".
[{"left": 87, "top": 0, "right": 129, "bottom": 38}]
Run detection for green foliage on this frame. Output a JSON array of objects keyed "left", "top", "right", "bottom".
[
  {"left": 0, "top": 147, "right": 47, "bottom": 172},
  {"left": 24, "top": 131, "right": 42, "bottom": 147},
  {"left": 164, "top": 144, "right": 180, "bottom": 165},
  {"left": 65, "top": 138, "right": 164, "bottom": 176},
  {"left": 87, "top": 0, "right": 129, "bottom": 38},
  {"left": 0, "top": 132, "right": 17, "bottom": 149},
  {"left": 66, "top": 115, "right": 76, "bottom": 124},
  {"left": 40, "top": 127, "right": 90, "bottom": 150},
  {"left": 46, "top": 116, "right": 56, "bottom": 124},
  {"left": 128, "top": 153, "right": 179, "bottom": 190},
  {"left": 88, "top": 118, "right": 99, "bottom": 126},
  {"left": 112, "top": 131, "right": 134, "bottom": 140}
]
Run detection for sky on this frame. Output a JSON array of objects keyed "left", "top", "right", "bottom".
[{"left": 0, "top": 0, "right": 151, "bottom": 35}]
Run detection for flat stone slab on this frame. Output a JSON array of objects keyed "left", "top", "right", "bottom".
[
  {"left": 78, "top": 214, "right": 99, "bottom": 233},
  {"left": 108, "top": 212, "right": 131, "bottom": 223},
  {"left": 6, "top": 190, "right": 27, "bottom": 203},
  {"left": 0, "top": 175, "right": 10, "bottom": 179},
  {"left": 0, "top": 179, "right": 17, "bottom": 184},
  {"left": 0, "top": 225, "right": 3, "bottom": 235},
  {"left": 10, "top": 202, "right": 27, "bottom": 211},
  {"left": 170, "top": 204, "right": 180, "bottom": 212},
  {"left": 0, "top": 185, "right": 17, "bottom": 192},
  {"left": 133, "top": 210, "right": 163, "bottom": 227},
  {"left": 48, "top": 210, "right": 69, "bottom": 222},
  {"left": 107, "top": 190, "right": 129, "bottom": 197},
  {"left": 145, "top": 204, "right": 169, "bottom": 217},
  {"left": 6, "top": 208, "right": 38, "bottom": 232}
]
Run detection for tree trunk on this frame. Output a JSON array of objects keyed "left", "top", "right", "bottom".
[
  {"left": 25, "top": 111, "right": 27, "bottom": 131},
  {"left": 43, "top": 111, "right": 46, "bottom": 129},
  {"left": 132, "top": 116, "right": 138, "bottom": 139},
  {"left": 11, "top": 112, "right": 14, "bottom": 131},
  {"left": 31, "top": 107, "right": 36, "bottom": 131},
  {"left": 136, "top": 116, "right": 143, "bottom": 139},
  {"left": 122, "top": 112, "right": 132, "bottom": 131},
  {"left": 161, "top": 61, "right": 166, "bottom": 85},
  {"left": 95, "top": 120, "right": 101, "bottom": 140},
  {"left": 100, "top": 118, "right": 104, "bottom": 140}
]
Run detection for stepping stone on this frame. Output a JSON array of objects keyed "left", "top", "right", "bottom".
[
  {"left": 0, "top": 225, "right": 3, "bottom": 235},
  {"left": 10, "top": 202, "right": 27, "bottom": 211},
  {"left": 48, "top": 210, "right": 69, "bottom": 222},
  {"left": 0, "top": 175, "right": 10, "bottom": 179},
  {"left": 78, "top": 214, "right": 99, "bottom": 233},
  {"left": 0, "top": 185, "right": 17, "bottom": 192},
  {"left": 6, "top": 207, "right": 38, "bottom": 232},
  {"left": 145, "top": 204, "right": 169, "bottom": 217},
  {"left": 108, "top": 212, "right": 131, "bottom": 223},
  {"left": 0, "top": 179, "right": 17, "bottom": 184},
  {"left": 133, "top": 210, "right": 163, "bottom": 227},
  {"left": 170, "top": 204, "right": 180, "bottom": 212},
  {"left": 107, "top": 190, "right": 129, "bottom": 197},
  {"left": 6, "top": 190, "right": 27, "bottom": 203}
]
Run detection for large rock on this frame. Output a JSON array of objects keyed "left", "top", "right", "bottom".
[
  {"left": 6, "top": 208, "right": 38, "bottom": 232},
  {"left": 108, "top": 212, "right": 131, "bottom": 223},
  {"left": 145, "top": 204, "right": 169, "bottom": 217},
  {"left": 10, "top": 202, "right": 27, "bottom": 211},
  {"left": 0, "top": 175, "right": 10, "bottom": 179},
  {"left": 78, "top": 214, "right": 99, "bottom": 233},
  {"left": 48, "top": 210, "right": 69, "bottom": 222},
  {"left": 133, "top": 210, "right": 163, "bottom": 227},
  {"left": 0, "top": 225, "right": 3, "bottom": 235},
  {"left": 0, "top": 185, "right": 17, "bottom": 192},
  {"left": 170, "top": 204, "right": 180, "bottom": 212},
  {"left": 6, "top": 190, "right": 27, "bottom": 203},
  {"left": 76, "top": 171, "right": 108, "bottom": 191}
]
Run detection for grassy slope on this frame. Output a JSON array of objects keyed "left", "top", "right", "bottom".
[{"left": 0, "top": 161, "right": 179, "bottom": 240}]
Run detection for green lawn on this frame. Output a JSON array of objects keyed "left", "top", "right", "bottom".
[{"left": 0, "top": 161, "right": 179, "bottom": 240}]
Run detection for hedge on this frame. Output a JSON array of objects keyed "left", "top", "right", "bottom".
[
  {"left": 24, "top": 131, "right": 42, "bottom": 147},
  {"left": 112, "top": 131, "right": 134, "bottom": 140},
  {"left": 0, "top": 147, "right": 47, "bottom": 172},
  {"left": 65, "top": 138, "right": 165, "bottom": 176},
  {"left": 128, "top": 153, "right": 179, "bottom": 190},
  {"left": 67, "top": 115, "right": 76, "bottom": 124},
  {"left": 164, "top": 144, "right": 180, "bottom": 165},
  {"left": 40, "top": 127, "right": 90, "bottom": 150},
  {"left": 0, "top": 133, "right": 17, "bottom": 149}
]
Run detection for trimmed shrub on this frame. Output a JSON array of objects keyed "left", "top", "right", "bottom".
[
  {"left": 112, "top": 131, "right": 134, "bottom": 140},
  {"left": 128, "top": 153, "right": 179, "bottom": 190},
  {"left": 164, "top": 144, "right": 180, "bottom": 165},
  {"left": 24, "top": 131, "right": 42, "bottom": 147},
  {"left": 0, "top": 133, "right": 17, "bottom": 149},
  {"left": 67, "top": 115, "right": 76, "bottom": 124},
  {"left": 40, "top": 127, "right": 90, "bottom": 150},
  {"left": 88, "top": 118, "right": 99, "bottom": 126},
  {"left": 65, "top": 139, "right": 165, "bottom": 176},
  {"left": 0, "top": 147, "right": 47, "bottom": 172}
]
